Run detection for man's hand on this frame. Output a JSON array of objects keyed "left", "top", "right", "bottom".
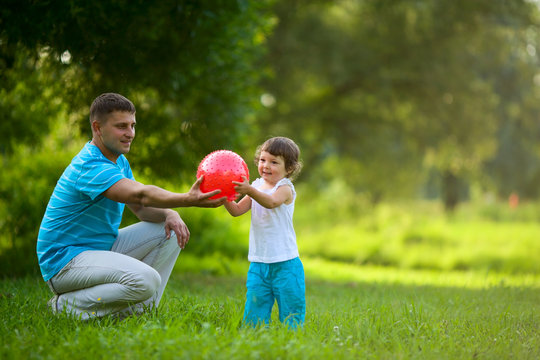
[
  {"left": 187, "top": 176, "right": 227, "bottom": 207},
  {"left": 164, "top": 211, "right": 190, "bottom": 249}
]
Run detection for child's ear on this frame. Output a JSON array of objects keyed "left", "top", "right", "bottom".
[{"left": 286, "top": 168, "right": 293, "bottom": 177}]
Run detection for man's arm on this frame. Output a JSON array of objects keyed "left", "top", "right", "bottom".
[
  {"left": 110, "top": 176, "right": 224, "bottom": 249},
  {"left": 127, "top": 204, "right": 191, "bottom": 248},
  {"left": 103, "top": 176, "right": 226, "bottom": 208},
  {"left": 127, "top": 204, "right": 172, "bottom": 222}
]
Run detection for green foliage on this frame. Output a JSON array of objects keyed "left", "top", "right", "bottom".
[
  {"left": 119, "top": 179, "right": 250, "bottom": 263},
  {"left": 0, "top": 138, "right": 249, "bottom": 277},
  {"left": 1, "top": 272, "right": 539, "bottom": 359},
  {"left": 3, "top": 0, "right": 540, "bottom": 278},
  {"left": 0, "top": 0, "right": 274, "bottom": 276},
  {"left": 1, "top": 0, "right": 275, "bottom": 176},
  {"left": 0, "top": 130, "right": 82, "bottom": 277},
  {"left": 257, "top": 0, "right": 540, "bottom": 206},
  {"left": 175, "top": 252, "right": 249, "bottom": 276},
  {"left": 297, "top": 197, "right": 540, "bottom": 274},
  {"left": 147, "top": 183, "right": 540, "bottom": 277},
  {"left": 0, "top": 47, "right": 67, "bottom": 152},
  {"left": 171, "top": 207, "right": 250, "bottom": 261}
]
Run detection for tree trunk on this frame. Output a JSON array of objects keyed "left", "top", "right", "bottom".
[{"left": 443, "top": 171, "right": 459, "bottom": 212}]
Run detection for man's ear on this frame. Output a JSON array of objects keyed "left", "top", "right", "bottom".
[{"left": 91, "top": 120, "right": 101, "bottom": 135}]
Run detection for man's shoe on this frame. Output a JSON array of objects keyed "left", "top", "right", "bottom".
[{"left": 47, "top": 295, "right": 59, "bottom": 314}]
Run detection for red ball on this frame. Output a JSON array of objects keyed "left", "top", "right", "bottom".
[{"left": 196, "top": 150, "right": 249, "bottom": 200}]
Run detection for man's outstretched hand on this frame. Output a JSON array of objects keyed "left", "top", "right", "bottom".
[{"left": 187, "top": 176, "right": 227, "bottom": 207}]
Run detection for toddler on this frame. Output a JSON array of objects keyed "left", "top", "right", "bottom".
[{"left": 224, "top": 136, "right": 305, "bottom": 328}]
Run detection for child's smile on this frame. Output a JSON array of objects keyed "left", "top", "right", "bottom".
[{"left": 258, "top": 151, "right": 287, "bottom": 186}]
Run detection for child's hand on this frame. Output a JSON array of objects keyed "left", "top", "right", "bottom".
[{"left": 232, "top": 176, "right": 251, "bottom": 195}]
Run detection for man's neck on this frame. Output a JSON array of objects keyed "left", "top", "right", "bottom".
[{"left": 90, "top": 139, "right": 120, "bottom": 163}]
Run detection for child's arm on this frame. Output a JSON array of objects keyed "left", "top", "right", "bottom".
[
  {"left": 224, "top": 195, "right": 252, "bottom": 217},
  {"left": 233, "top": 176, "right": 292, "bottom": 209},
  {"left": 249, "top": 185, "right": 292, "bottom": 209}
]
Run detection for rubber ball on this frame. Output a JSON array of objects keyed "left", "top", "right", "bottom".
[{"left": 197, "top": 150, "right": 249, "bottom": 200}]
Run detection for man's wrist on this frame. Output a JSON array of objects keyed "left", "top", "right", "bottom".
[
  {"left": 165, "top": 209, "right": 176, "bottom": 217},
  {"left": 183, "top": 192, "right": 196, "bottom": 207}
]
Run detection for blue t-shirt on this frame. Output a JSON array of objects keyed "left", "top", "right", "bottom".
[{"left": 37, "top": 142, "right": 135, "bottom": 281}]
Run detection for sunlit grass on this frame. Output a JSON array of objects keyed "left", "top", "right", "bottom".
[
  {"left": 175, "top": 253, "right": 540, "bottom": 289},
  {"left": 303, "top": 257, "right": 540, "bottom": 289},
  {"left": 1, "top": 271, "right": 539, "bottom": 359},
  {"left": 295, "top": 200, "right": 540, "bottom": 274},
  {"left": 2, "top": 199, "right": 540, "bottom": 358}
]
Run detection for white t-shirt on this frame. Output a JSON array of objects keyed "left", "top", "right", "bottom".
[{"left": 248, "top": 177, "right": 299, "bottom": 263}]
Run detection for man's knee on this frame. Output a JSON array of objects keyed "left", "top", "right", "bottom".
[{"left": 127, "top": 266, "right": 161, "bottom": 301}]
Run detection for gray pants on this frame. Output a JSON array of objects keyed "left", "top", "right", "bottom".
[{"left": 47, "top": 221, "right": 181, "bottom": 320}]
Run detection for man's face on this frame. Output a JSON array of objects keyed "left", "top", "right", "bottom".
[{"left": 96, "top": 111, "right": 136, "bottom": 157}]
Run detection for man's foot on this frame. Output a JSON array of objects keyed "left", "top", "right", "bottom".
[{"left": 47, "top": 295, "right": 59, "bottom": 314}]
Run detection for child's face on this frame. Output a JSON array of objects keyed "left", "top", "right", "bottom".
[{"left": 257, "top": 151, "right": 288, "bottom": 185}]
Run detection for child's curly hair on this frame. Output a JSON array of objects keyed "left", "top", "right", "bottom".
[{"left": 254, "top": 137, "right": 303, "bottom": 180}]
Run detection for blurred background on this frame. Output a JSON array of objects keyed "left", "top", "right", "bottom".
[{"left": 2, "top": 0, "right": 540, "bottom": 278}]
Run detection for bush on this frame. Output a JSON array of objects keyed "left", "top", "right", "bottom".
[
  {"left": 0, "top": 142, "right": 251, "bottom": 278},
  {"left": 120, "top": 179, "right": 250, "bottom": 261},
  {"left": 0, "top": 145, "right": 75, "bottom": 277},
  {"left": 170, "top": 207, "right": 249, "bottom": 260},
  {"left": 296, "top": 197, "right": 540, "bottom": 275}
]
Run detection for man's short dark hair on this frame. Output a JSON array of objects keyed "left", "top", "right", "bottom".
[{"left": 89, "top": 93, "right": 136, "bottom": 124}]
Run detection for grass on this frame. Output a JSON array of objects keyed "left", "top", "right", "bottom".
[
  {"left": 2, "top": 199, "right": 540, "bottom": 359},
  {"left": 295, "top": 200, "right": 540, "bottom": 274},
  {"left": 2, "top": 262, "right": 539, "bottom": 359}
]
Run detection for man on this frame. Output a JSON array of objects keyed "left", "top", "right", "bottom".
[{"left": 37, "top": 93, "right": 225, "bottom": 320}]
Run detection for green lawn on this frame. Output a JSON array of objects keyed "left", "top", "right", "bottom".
[
  {"left": 2, "top": 261, "right": 539, "bottom": 359},
  {"left": 2, "top": 200, "right": 540, "bottom": 359},
  {"left": 296, "top": 201, "right": 540, "bottom": 274}
]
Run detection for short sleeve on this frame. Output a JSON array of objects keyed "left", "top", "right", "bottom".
[
  {"left": 76, "top": 159, "right": 127, "bottom": 200},
  {"left": 276, "top": 178, "right": 296, "bottom": 200}
]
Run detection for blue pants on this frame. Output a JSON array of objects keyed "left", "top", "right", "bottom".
[{"left": 243, "top": 257, "right": 306, "bottom": 328}]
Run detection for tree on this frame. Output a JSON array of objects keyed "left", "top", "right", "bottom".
[
  {"left": 1, "top": 0, "right": 274, "bottom": 176},
  {"left": 256, "top": 0, "right": 539, "bottom": 210},
  {"left": 0, "top": 0, "right": 275, "bottom": 276}
]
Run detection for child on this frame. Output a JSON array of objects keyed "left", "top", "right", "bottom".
[{"left": 224, "top": 136, "right": 305, "bottom": 328}]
